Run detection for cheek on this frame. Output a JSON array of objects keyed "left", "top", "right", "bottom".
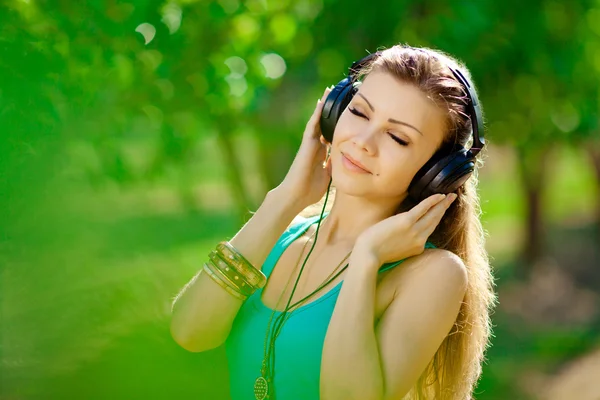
[
  {"left": 332, "top": 109, "right": 357, "bottom": 141},
  {"left": 377, "top": 151, "right": 424, "bottom": 188}
]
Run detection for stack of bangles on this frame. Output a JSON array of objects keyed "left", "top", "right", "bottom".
[{"left": 202, "top": 241, "right": 267, "bottom": 301}]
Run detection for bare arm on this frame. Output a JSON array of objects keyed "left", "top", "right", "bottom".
[
  {"left": 321, "top": 249, "right": 467, "bottom": 400},
  {"left": 170, "top": 188, "right": 301, "bottom": 353},
  {"left": 171, "top": 86, "right": 334, "bottom": 353}
]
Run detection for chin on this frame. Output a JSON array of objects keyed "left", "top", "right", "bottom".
[
  {"left": 330, "top": 168, "right": 378, "bottom": 198},
  {"left": 332, "top": 169, "right": 410, "bottom": 203}
]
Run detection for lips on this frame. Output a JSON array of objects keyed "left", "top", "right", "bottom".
[{"left": 342, "top": 153, "right": 372, "bottom": 174}]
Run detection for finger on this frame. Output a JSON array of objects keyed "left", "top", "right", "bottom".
[
  {"left": 423, "top": 193, "right": 457, "bottom": 220},
  {"left": 413, "top": 193, "right": 457, "bottom": 234},
  {"left": 407, "top": 193, "right": 446, "bottom": 222},
  {"left": 305, "top": 88, "right": 333, "bottom": 140},
  {"left": 316, "top": 87, "right": 333, "bottom": 113},
  {"left": 320, "top": 86, "right": 332, "bottom": 102},
  {"left": 308, "top": 87, "right": 332, "bottom": 124}
]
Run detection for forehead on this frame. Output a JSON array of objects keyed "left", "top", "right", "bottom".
[{"left": 356, "top": 71, "right": 447, "bottom": 141}]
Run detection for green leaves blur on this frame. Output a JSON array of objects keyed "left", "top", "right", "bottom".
[{"left": 2, "top": 1, "right": 600, "bottom": 399}]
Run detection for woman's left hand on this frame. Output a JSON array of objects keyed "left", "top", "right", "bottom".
[{"left": 353, "top": 193, "right": 458, "bottom": 265}]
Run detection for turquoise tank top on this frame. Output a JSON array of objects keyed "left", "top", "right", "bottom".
[{"left": 225, "top": 213, "right": 436, "bottom": 400}]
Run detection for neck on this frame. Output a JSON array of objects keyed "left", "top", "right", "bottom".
[{"left": 315, "top": 191, "right": 405, "bottom": 247}]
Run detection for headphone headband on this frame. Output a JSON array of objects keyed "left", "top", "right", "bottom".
[
  {"left": 348, "top": 51, "right": 381, "bottom": 77},
  {"left": 319, "top": 47, "right": 486, "bottom": 203},
  {"left": 447, "top": 67, "right": 485, "bottom": 155}
]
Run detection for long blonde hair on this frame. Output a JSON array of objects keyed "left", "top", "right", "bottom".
[{"left": 302, "top": 45, "right": 496, "bottom": 399}]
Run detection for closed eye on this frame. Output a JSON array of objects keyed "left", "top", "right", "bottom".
[
  {"left": 348, "top": 106, "right": 367, "bottom": 119},
  {"left": 348, "top": 107, "right": 409, "bottom": 146},
  {"left": 388, "top": 134, "right": 408, "bottom": 146}
]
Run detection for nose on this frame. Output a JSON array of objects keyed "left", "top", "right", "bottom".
[{"left": 351, "top": 126, "right": 378, "bottom": 155}]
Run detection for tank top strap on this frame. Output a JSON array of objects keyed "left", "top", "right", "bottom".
[
  {"left": 378, "top": 241, "right": 438, "bottom": 273},
  {"left": 259, "top": 214, "right": 324, "bottom": 278}
]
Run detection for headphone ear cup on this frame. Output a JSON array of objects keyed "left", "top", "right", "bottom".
[
  {"left": 319, "top": 78, "right": 358, "bottom": 143},
  {"left": 408, "top": 147, "right": 475, "bottom": 202}
]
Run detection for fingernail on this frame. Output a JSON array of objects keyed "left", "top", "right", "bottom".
[{"left": 449, "top": 193, "right": 458, "bottom": 202}]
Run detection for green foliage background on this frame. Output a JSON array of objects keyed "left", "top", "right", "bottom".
[{"left": 1, "top": 0, "right": 600, "bottom": 399}]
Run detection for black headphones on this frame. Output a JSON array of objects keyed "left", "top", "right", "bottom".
[{"left": 319, "top": 49, "right": 486, "bottom": 204}]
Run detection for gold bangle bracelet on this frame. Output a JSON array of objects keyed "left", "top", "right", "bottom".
[
  {"left": 203, "top": 263, "right": 248, "bottom": 301},
  {"left": 214, "top": 244, "right": 259, "bottom": 279},
  {"left": 215, "top": 243, "right": 267, "bottom": 289},
  {"left": 205, "top": 260, "right": 247, "bottom": 296},
  {"left": 207, "top": 256, "right": 255, "bottom": 297},
  {"left": 214, "top": 250, "right": 266, "bottom": 290},
  {"left": 210, "top": 249, "right": 263, "bottom": 289},
  {"left": 208, "top": 252, "right": 256, "bottom": 296},
  {"left": 219, "top": 241, "right": 255, "bottom": 269}
]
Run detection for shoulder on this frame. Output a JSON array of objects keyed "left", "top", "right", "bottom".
[
  {"left": 418, "top": 247, "right": 466, "bottom": 272},
  {"left": 374, "top": 249, "right": 470, "bottom": 399},
  {"left": 387, "top": 248, "right": 468, "bottom": 298},
  {"left": 413, "top": 248, "right": 467, "bottom": 289}
]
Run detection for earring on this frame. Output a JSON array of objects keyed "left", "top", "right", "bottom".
[{"left": 322, "top": 146, "right": 331, "bottom": 169}]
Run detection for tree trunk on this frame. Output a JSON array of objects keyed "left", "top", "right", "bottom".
[
  {"left": 215, "top": 123, "right": 252, "bottom": 223},
  {"left": 516, "top": 146, "right": 551, "bottom": 273},
  {"left": 256, "top": 128, "right": 298, "bottom": 193},
  {"left": 586, "top": 140, "right": 600, "bottom": 244}
]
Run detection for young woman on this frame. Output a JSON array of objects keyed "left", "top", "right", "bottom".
[{"left": 170, "top": 45, "right": 496, "bottom": 400}]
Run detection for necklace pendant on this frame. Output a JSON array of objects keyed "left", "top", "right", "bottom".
[{"left": 254, "top": 376, "right": 269, "bottom": 400}]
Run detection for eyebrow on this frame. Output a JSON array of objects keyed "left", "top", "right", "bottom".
[{"left": 356, "top": 93, "right": 424, "bottom": 136}]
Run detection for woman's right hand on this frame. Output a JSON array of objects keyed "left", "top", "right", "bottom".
[{"left": 273, "top": 87, "right": 334, "bottom": 211}]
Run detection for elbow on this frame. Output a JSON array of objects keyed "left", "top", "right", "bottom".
[{"left": 169, "top": 324, "right": 226, "bottom": 353}]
